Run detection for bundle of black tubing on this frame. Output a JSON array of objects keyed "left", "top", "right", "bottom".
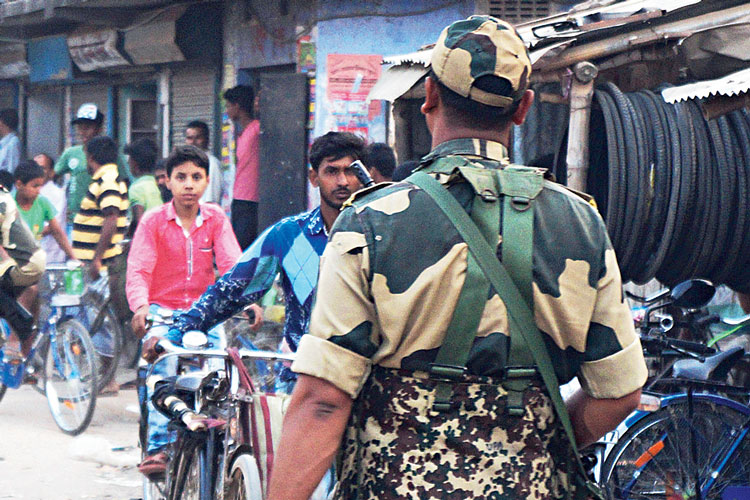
[{"left": 585, "top": 82, "right": 750, "bottom": 291}]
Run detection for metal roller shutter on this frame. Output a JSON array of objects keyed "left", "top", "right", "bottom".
[{"left": 170, "top": 65, "right": 219, "bottom": 154}]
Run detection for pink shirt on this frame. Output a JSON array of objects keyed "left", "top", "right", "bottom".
[
  {"left": 126, "top": 201, "right": 241, "bottom": 312},
  {"left": 233, "top": 119, "right": 260, "bottom": 202}
]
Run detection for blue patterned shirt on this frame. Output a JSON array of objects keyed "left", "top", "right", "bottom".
[{"left": 170, "top": 207, "right": 328, "bottom": 351}]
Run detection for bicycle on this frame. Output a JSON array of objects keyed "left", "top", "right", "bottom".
[
  {"left": 143, "top": 331, "right": 294, "bottom": 500},
  {"left": 596, "top": 280, "right": 750, "bottom": 499},
  {"left": 0, "top": 264, "right": 98, "bottom": 435}
]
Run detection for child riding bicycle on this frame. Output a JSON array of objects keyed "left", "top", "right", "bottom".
[
  {"left": 0, "top": 182, "right": 46, "bottom": 360},
  {"left": 126, "top": 145, "right": 244, "bottom": 476}
]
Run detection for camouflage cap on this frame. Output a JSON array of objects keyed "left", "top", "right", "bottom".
[{"left": 431, "top": 15, "right": 531, "bottom": 108}]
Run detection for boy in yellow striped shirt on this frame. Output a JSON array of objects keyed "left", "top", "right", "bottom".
[{"left": 72, "top": 136, "right": 129, "bottom": 278}]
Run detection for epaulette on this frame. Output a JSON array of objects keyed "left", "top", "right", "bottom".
[
  {"left": 342, "top": 181, "right": 393, "bottom": 209},
  {"left": 561, "top": 184, "right": 598, "bottom": 209}
]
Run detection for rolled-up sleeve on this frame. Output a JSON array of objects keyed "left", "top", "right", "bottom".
[
  {"left": 579, "top": 248, "right": 647, "bottom": 399},
  {"left": 292, "top": 220, "right": 378, "bottom": 398}
]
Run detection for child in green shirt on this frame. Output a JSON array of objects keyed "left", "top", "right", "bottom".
[
  {"left": 124, "top": 138, "right": 162, "bottom": 234},
  {"left": 14, "top": 160, "right": 76, "bottom": 260}
]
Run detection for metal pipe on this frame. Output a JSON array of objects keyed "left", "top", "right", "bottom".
[{"left": 565, "top": 61, "right": 598, "bottom": 192}]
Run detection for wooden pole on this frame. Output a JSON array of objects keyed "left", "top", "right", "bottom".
[{"left": 565, "top": 61, "right": 598, "bottom": 192}]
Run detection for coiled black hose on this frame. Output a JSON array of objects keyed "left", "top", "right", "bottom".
[{"left": 580, "top": 82, "right": 750, "bottom": 289}]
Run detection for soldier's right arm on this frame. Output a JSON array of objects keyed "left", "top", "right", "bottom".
[{"left": 293, "top": 210, "right": 377, "bottom": 399}]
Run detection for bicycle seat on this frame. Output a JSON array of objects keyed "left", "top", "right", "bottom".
[{"left": 672, "top": 346, "right": 745, "bottom": 381}]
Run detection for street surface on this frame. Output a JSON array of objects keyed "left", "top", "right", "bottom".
[{"left": 0, "top": 370, "right": 142, "bottom": 500}]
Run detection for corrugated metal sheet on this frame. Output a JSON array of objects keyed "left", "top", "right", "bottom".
[
  {"left": 170, "top": 65, "right": 218, "bottom": 153},
  {"left": 661, "top": 67, "right": 750, "bottom": 103}
]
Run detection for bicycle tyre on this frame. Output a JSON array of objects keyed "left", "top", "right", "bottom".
[
  {"left": 601, "top": 394, "right": 750, "bottom": 499},
  {"left": 44, "top": 318, "right": 98, "bottom": 435},
  {"left": 88, "top": 304, "right": 124, "bottom": 391},
  {"left": 168, "top": 433, "right": 210, "bottom": 500},
  {"left": 0, "top": 383, "right": 6, "bottom": 403},
  {"left": 226, "top": 454, "right": 263, "bottom": 500}
]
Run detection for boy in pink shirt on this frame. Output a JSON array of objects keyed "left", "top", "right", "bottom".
[{"left": 126, "top": 145, "right": 243, "bottom": 475}]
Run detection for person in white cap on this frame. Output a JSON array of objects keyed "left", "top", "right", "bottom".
[{"left": 54, "top": 103, "right": 131, "bottom": 229}]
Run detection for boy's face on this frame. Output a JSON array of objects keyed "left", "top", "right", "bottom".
[
  {"left": 75, "top": 122, "right": 100, "bottom": 144},
  {"left": 166, "top": 161, "right": 208, "bottom": 209},
  {"left": 33, "top": 154, "right": 54, "bottom": 182},
  {"left": 16, "top": 177, "right": 44, "bottom": 202}
]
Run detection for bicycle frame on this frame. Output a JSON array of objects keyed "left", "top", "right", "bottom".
[{"left": 146, "top": 346, "right": 294, "bottom": 499}]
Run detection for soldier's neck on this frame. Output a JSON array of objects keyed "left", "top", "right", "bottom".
[{"left": 430, "top": 123, "right": 510, "bottom": 150}]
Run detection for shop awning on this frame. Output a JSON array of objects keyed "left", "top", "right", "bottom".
[
  {"left": 0, "top": 43, "right": 29, "bottom": 79},
  {"left": 661, "top": 67, "right": 750, "bottom": 103},
  {"left": 123, "top": 6, "right": 186, "bottom": 65},
  {"left": 68, "top": 29, "right": 130, "bottom": 72}
]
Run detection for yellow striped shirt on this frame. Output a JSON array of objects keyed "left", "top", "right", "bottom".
[{"left": 72, "top": 163, "right": 129, "bottom": 263}]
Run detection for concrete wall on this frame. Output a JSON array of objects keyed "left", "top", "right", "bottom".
[{"left": 312, "top": 0, "right": 477, "bottom": 142}]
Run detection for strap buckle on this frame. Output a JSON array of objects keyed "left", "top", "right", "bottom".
[
  {"left": 510, "top": 196, "right": 531, "bottom": 211},
  {"left": 479, "top": 188, "right": 498, "bottom": 202},
  {"left": 428, "top": 363, "right": 467, "bottom": 381},
  {"left": 429, "top": 363, "right": 467, "bottom": 413}
]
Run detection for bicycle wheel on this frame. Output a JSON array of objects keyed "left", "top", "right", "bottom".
[
  {"left": 87, "top": 304, "right": 123, "bottom": 391},
  {"left": 226, "top": 454, "right": 262, "bottom": 500},
  {"left": 44, "top": 319, "right": 98, "bottom": 435},
  {"left": 601, "top": 394, "right": 750, "bottom": 499},
  {"left": 167, "top": 434, "right": 206, "bottom": 500}
]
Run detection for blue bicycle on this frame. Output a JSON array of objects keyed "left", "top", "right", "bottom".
[
  {"left": 598, "top": 280, "right": 750, "bottom": 499},
  {"left": 0, "top": 265, "right": 98, "bottom": 435}
]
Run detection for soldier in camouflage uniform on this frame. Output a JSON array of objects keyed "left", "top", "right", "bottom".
[{"left": 268, "top": 16, "right": 647, "bottom": 500}]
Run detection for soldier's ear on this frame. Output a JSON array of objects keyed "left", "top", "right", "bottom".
[
  {"left": 421, "top": 76, "right": 439, "bottom": 116},
  {"left": 511, "top": 89, "right": 534, "bottom": 126}
]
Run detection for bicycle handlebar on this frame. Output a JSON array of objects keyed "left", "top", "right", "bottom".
[
  {"left": 626, "top": 288, "right": 670, "bottom": 305},
  {"left": 640, "top": 335, "right": 716, "bottom": 356}
]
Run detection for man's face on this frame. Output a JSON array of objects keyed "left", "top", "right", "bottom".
[
  {"left": 309, "top": 155, "right": 362, "bottom": 210},
  {"left": 154, "top": 168, "right": 168, "bottom": 187},
  {"left": 226, "top": 101, "right": 240, "bottom": 122},
  {"left": 166, "top": 161, "right": 209, "bottom": 209},
  {"left": 75, "top": 122, "right": 100, "bottom": 144},
  {"left": 185, "top": 127, "right": 208, "bottom": 150},
  {"left": 33, "top": 154, "right": 54, "bottom": 182}
]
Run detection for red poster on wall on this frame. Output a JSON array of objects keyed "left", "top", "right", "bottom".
[{"left": 327, "top": 54, "right": 382, "bottom": 102}]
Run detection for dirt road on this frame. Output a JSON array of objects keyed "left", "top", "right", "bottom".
[{"left": 0, "top": 372, "right": 143, "bottom": 500}]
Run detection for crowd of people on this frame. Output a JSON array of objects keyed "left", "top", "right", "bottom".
[{"left": 0, "top": 14, "right": 651, "bottom": 500}]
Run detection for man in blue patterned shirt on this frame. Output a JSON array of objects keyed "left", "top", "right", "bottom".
[{"left": 142, "top": 132, "right": 365, "bottom": 359}]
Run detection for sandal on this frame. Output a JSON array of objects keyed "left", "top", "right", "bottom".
[{"left": 138, "top": 451, "right": 168, "bottom": 477}]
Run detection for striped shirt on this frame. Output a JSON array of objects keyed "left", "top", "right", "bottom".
[{"left": 72, "top": 163, "right": 129, "bottom": 263}]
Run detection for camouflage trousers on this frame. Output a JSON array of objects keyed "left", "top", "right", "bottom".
[{"left": 334, "top": 366, "right": 583, "bottom": 500}]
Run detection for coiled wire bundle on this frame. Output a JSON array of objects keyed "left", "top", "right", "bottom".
[{"left": 583, "top": 82, "right": 750, "bottom": 290}]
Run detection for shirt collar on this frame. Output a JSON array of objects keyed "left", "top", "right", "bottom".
[
  {"left": 420, "top": 138, "right": 509, "bottom": 166},
  {"left": 305, "top": 206, "right": 326, "bottom": 236},
  {"left": 166, "top": 200, "right": 206, "bottom": 226}
]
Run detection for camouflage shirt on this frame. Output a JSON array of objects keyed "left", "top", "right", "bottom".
[{"left": 293, "top": 138, "right": 646, "bottom": 399}]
